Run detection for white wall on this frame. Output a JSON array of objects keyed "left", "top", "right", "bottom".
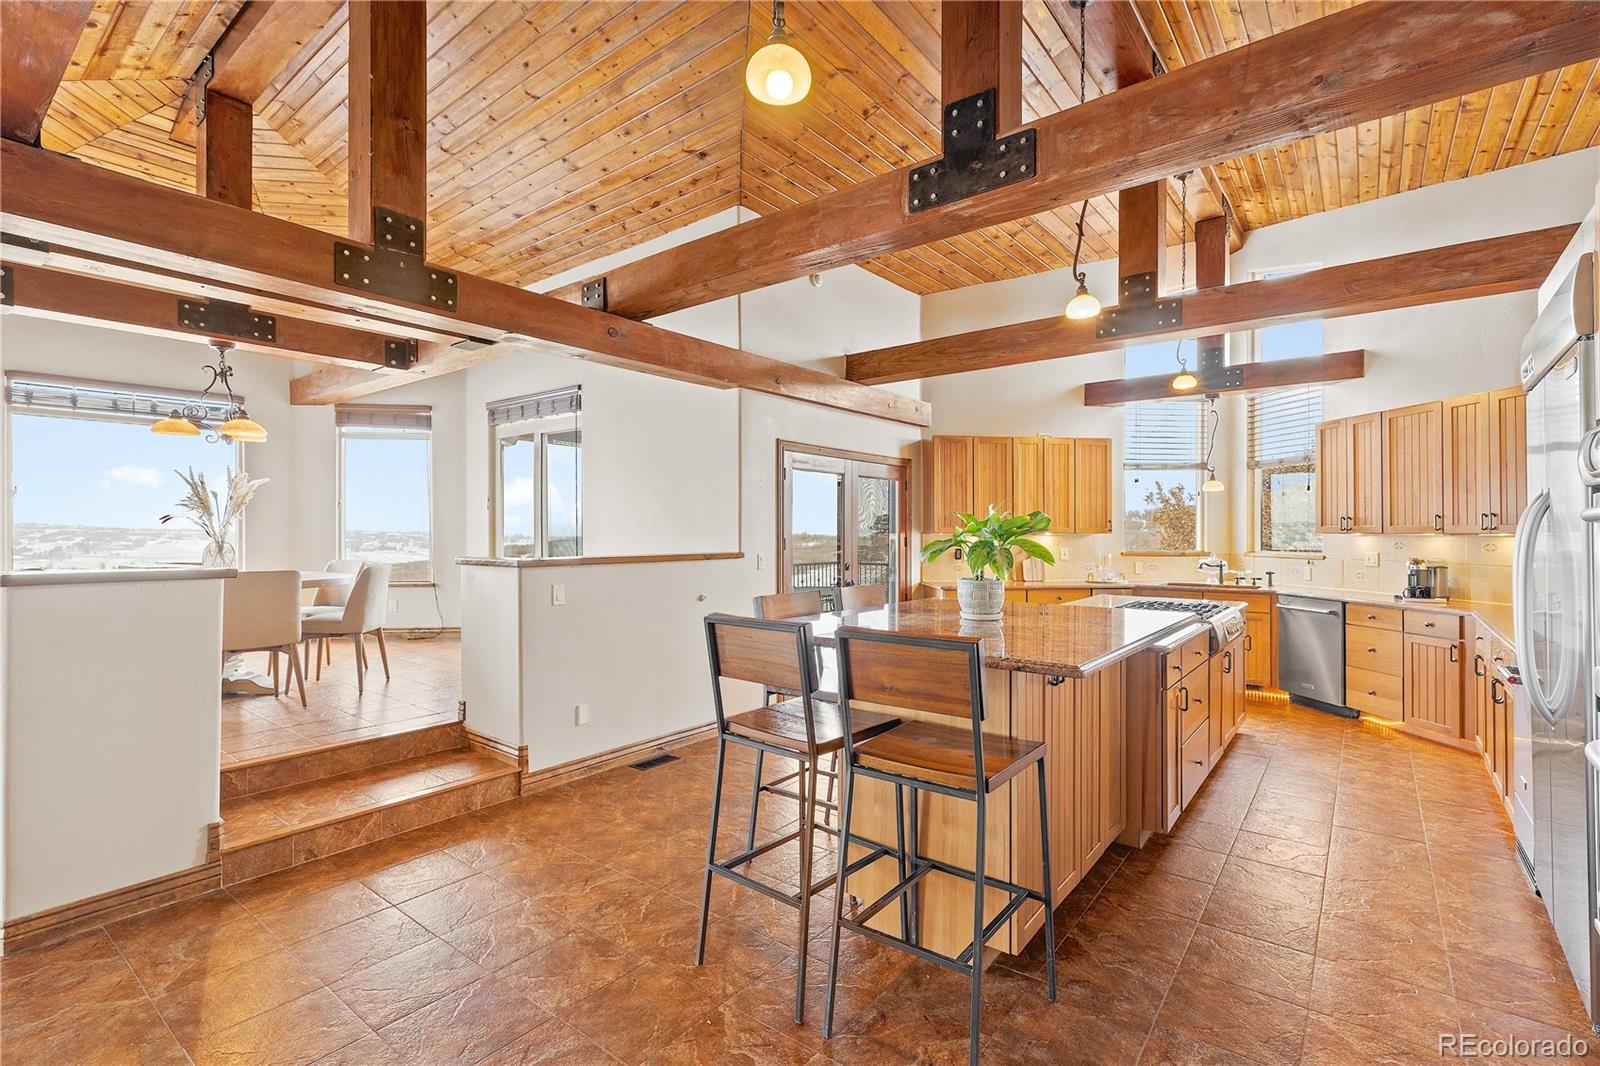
[
  {"left": 1, "top": 576, "right": 224, "bottom": 919},
  {"left": 917, "top": 149, "right": 1600, "bottom": 596}
]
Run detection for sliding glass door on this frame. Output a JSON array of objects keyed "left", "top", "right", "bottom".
[{"left": 780, "top": 445, "right": 907, "bottom": 602}]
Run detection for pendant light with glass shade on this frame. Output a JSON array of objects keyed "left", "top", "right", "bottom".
[
  {"left": 1062, "top": 1, "right": 1100, "bottom": 320},
  {"left": 1201, "top": 396, "right": 1224, "bottom": 493},
  {"left": 151, "top": 340, "right": 267, "bottom": 443},
  {"left": 746, "top": 1, "right": 811, "bottom": 106}
]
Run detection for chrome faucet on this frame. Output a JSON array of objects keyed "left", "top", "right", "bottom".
[{"left": 1197, "top": 557, "right": 1228, "bottom": 585}]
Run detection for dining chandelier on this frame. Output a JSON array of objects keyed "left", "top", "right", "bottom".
[{"left": 150, "top": 340, "right": 266, "bottom": 443}]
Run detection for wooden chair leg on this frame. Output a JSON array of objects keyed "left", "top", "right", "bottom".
[
  {"left": 315, "top": 637, "right": 324, "bottom": 680},
  {"left": 325, "top": 637, "right": 332, "bottom": 664},
  {"left": 269, "top": 651, "right": 279, "bottom": 696},
  {"left": 374, "top": 628, "right": 391, "bottom": 680},
  {"left": 302, "top": 640, "right": 311, "bottom": 677},
  {"left": 351, "top": 634, "right": 365, "bottom": 695},
  {"left": 287, "top": 645, "right": 307, "bottom": 708}
]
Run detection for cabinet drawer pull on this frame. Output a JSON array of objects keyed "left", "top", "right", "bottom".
[
  {"left": 1473, "top": 654, "right": 1486, "bottom": 677},
  {"left": 1366, "top": 647, "right": 1377, "bottom": 653},
  {"left": 1423, "top": 620, "right": 1435, "bottom": 628},
  {"left": 1366, "top": 689, "right": 1377, "bottom": 696},
  {"left": 1449, "top": 644, "right": 1458, "bottom": 663},
  {"left": 1222, "top": 650, "right": 1233, "bottom": 674},
  {"left": 1433, "top": 513, "right": 1444, "bottom": 532},
  {"left": 1480, "top": 513, "right": 1489, "bottom": 530},
  {"left": 1490, "top": 511, "right": 1499, "bottom": 529},
  {"left": 1178, "top": 686, "right": 1190, "bottom": 711}
]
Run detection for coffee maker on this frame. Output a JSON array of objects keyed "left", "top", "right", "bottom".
[{"left": 1403, "top": 558, "right": 1448, "bottom": 599}]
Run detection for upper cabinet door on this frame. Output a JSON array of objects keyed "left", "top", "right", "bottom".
[
  {"left": 1488, "top": 386, "right": 1528, "bottom": 533},
  {"left": 1348, "top": 412, "right": 1385, "bottom": 533},
  {"left": 1442, "top": 393, "right": 1491, "bottom": 533},
  {"left": 1040, "top": 437, "right": 1075, "bottom": 534},
  {"left": 972, "top": 436, "right": 1013, "bottom": 517},
  {"left": 930, "top": 435, "right": 974, "bottom": 531},
  {"left": 1316, "top": 418, "right": 1350, "bottom": 533},
  {"left": 1382, "top": 401, "right": 1444, "bottom": 534},
  {"left": 1072, "top": 437, "right": 1114, "bottom": 533},
  {"left": 1012, "top": 436, "right": 1044, "bottom": 517}
]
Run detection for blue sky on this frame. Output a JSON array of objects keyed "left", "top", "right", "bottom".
[
  {"left": 343, "top": 433, "right": 429, "bottom": 532},
  {"left": 792, "top": 469, "right": 839, "bottom": 536},
  {"left": 11, "top": 414, "right": 237, "bottom": 527}
]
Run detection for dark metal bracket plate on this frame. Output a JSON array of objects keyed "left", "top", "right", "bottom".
[
  {"left": 907, "top": 89, "right": 1038, "bottom": 214},
  {"left": 1201, "top": 367, "right": 1245, "bottom": 391},
  {"left": 1096, "top": 271, "right": 1183, "bottom": 339},
  {"left": 177, "top": 298, "right": 276, "bottom": 341},
  {"left": 373, "top": 207, "right": 426, "bottom": 255},
  {"left": 333, "top": 242, "right": 457, "bottom": 309},
  {"left": 0, "top": 264, "right": 12, "bottom": 307},
  {"left": 383, "top": 338, "right": 418, "bottom": 369},
  {"left": 580, "top": 278, "right": 606, "bottom": 310}
]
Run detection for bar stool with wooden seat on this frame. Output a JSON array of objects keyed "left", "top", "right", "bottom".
[
  {"left": 750, "top": 589, "right": 839, "bottom": 831},
  {"left": 822, "top": 627, "right": 1056, "bottom": 1066},
  {"left": 838, "top": 583, "right": 888, "bottom": 611},
  {"left": 697, "top": 613, "right": 902, "bottom": 1023}
]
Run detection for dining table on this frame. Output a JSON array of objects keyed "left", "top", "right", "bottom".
[{"left": 221, "top": 569, "right": 357, "bottom": 695}]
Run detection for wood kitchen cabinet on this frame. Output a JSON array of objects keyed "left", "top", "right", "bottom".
[
  {"left": 1488, "top": 386, "right": 1528, "bottom": 533},
  {"left": 1316, "top": 412, "right": 1383, "bottom": 533},
  {"left": 925, "top": 434, "right": 1111, "bottom": 535},
  {"left": 1209, "top": 632, "right": 1245, "bottom": 769},
  {"left": 1443, "top": 392, "right": 1491, "bottom": 533},
  {"left": 1243, "top": 612, "right": 1273, "bottom": 688},
  {"left": 1402, "top": 632, "right": 1463, "bottom": 737},
  {"left": 1384, "top": 401, "right": 1445, "bottom": 534},
  {"left": 1072, "top": 438, "right": 1114, "bottom": 533}
]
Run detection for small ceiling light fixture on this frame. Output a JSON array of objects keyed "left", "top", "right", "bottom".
[
  {"left": 1063, "top": 0, "right": 1099, "bottom": 321},
  {"left": 746, "top": 1, "right": 811, "bottom": 106},
  {"left": 1201, "top": 396, "right": 1225, "bottom": 492},
  {"left": 151, "top": 340, "right": 266, "bottom": 443}
]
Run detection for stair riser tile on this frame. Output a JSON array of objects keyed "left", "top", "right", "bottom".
[{"left": 221, "top": 724, "right": 464, "bottom": 800}]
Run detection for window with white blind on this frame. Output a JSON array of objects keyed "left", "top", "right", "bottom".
[
  {"left": 1249, "top": 386, "right": 1323, "bottom": 552},
  {"left": 1124, "top": 399, "right": 1205, "bottom": 553},
  {"left": 4, "top": 373, "right": 242, "bottom": 570},
  {"left": 489, "top": 386, "right": 581, "bottom": 558},
  {"left": 337, "top": 404, "right": 433, "bottom": 583}
]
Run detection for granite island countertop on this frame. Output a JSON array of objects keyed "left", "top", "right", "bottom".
[{"left": 791, "top": 597, "right": 1205, "bottom": 678}]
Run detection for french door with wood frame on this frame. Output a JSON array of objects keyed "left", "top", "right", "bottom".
[{"left": 779, "top": 444, "right": 909, "bottom": 603}]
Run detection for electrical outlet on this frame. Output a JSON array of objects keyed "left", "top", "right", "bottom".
[
  {"left": 575, "top": 704, "right": 589, "bottom": 726},
  {"left": 551, "top": 583, "right": 566, "bottom": 606},
  {"left": 388, "top": 598, "right": 399, "bottom": 612},
  {"left": 1364, "top": 553, "right": 1380, "bottom": 567},
  {"left": 1134, "top": 561, "right": 1144, "bottom": 575},
  {"left": 1304, "top": 562, "right": 1313, "bottom": 581}
]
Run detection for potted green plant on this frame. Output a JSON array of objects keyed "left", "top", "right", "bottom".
[{"left": 921, "top": 509, "right": 1055, "bottom": 620}]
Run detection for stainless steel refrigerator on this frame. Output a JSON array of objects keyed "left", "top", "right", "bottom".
[{"left": 1515, "top": 245, "right": 1597, "bottom": 1028}]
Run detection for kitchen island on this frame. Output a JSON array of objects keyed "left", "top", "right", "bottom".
[{"left": 805, "top": 597, "right": 1223, "bottom": 958}]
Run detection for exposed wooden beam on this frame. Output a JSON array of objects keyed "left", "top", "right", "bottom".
[
  {"left": 0, "top": 142, "right": 930, "bottom": 426},
  {"left": 1, "top": 261, "right": 403, "bottom": 369},
  {"left": 171, "top": 1, "right": 340, "bottom": 146},
  {"left": 346, "top": 0, "right": 427, "bottom": 243},
  {"left": 0, "top": 1, "right": 92, "bottom": 145},
  {"left": 1119, "top": 181, "right": 1165, "bottom": 291},
  {"left": 846, "top": 224, "right": 1575, "bottom": 384},
  {"left": 941, "top": 1, "right": 1023, "bottom": 131},
  {"left": 555, "top": 1, "right": 1594, "bottom": 319},
  {"left": 195, "top": 89, "right": 252, "bottom": 209},
  {"left": 1084, "top": 350, "right": 1367, "bottom": 406},
  {"left": 1193, "top": 213, "right": 1229, "bottom": 363}
]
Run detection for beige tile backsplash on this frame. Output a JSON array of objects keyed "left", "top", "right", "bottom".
[{"left": 919, "top": 530, "right": 1513, "bottom": 604}]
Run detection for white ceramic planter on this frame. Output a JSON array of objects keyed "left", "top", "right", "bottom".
[{"left": 956, "top": 576, "right": 1005, "bottom": 621}]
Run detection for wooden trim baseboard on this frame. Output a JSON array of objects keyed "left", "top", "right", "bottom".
[
  {"left": 2, "top": 859, "right": 220, "bottom": 955},
  {"left": 521, "top": 722, "right": 715, "bottom": 794},
  {"left": 207, "top": 821, "right": 222, "bottom": 864},
  {"left": 465, "top": 728, "right": 528, "bottom": 775}
]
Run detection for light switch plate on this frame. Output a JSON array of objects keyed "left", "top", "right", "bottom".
[
  {"left": 551, "top": 584, "right": 566, "bottom": 606},
  {"left": 1364, "top": 553, "right": 1380, "bottom": 567},
  {"left": 575, "top": 704, "right": 589, "bottom": 726}
]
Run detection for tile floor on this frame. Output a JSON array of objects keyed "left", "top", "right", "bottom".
[
  {"left": 4, "top": 697, "right": 1595, "bottom": 1064},
  {"left": 222, "top": 633, "right": 461, "bottom": 763}
]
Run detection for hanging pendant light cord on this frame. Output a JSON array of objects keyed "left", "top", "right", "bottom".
[
  {"left": 771, "top": 0, "right": 784, "bottom": 34},
  {"left": 1069, "top": 1, "right": 1089, "bottom": 286},
  {"left": 1174, "top": 170, "right": 1190, "bottom": 372}
]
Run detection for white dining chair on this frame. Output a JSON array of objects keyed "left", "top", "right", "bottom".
[
  {"left": 302, "top": 563, "right": 392, "bottom": 694},
  {"left": 306, "top": 559, "right": 364, "bottom": 668},
  {"left": 223, "top": 570, "right": 306, "bottom": 706}
]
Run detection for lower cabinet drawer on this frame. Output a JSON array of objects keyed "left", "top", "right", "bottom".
[
  {"left": 1346, "top": 625, "right": 1404, "bottom": 676},
  {"left": 1178, "top": 679, "right": 1208, "bottom": 741},
  {"left": 1026, "top": 588, "right": 1091, "bottom": 605},
  {"left": 1346, "top": 666, "right": 1404, "bottom": 719},
  {"left": 1181, "top": 725, "right": 1210, "bottom": 808}
]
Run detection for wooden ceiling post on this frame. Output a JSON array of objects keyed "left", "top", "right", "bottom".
[
  {"left": 195, "top": 89, "right": 253, "bottom": 210},
  {"left": 845, "top": 224, "right": 1574, "bottom": 384},
  {"left": 1193, "top": 213, "right": 1230, "bottom": 373},
  {"left": 940, "top": 1, "right": 1023, "bottom": 131},
  {"left": 0, "top": 1, "right": 91, "bottom": 145},
  {"left": 346, "top": 0, "right": 429, "bottom": 244}
]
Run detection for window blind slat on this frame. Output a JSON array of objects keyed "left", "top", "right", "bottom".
[
  {"left": 1125, "top": 399, "right": 1204, "bottom": 467},
  {"left": 4, "top": 373, "right": 238, "bottom": 426},
  {"left": 1248, "top": 386, "right": 1323, "bottom": 468},
  {"left": 486, "top": 385, "right": 581, "bottom": 426},
  {"left": 336, "top": 404, "right": 432, "bottom": 430}
]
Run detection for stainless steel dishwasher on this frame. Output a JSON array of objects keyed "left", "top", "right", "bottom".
[{"left": 1276, "top": 595, "right": 1355, "bottom": 718}]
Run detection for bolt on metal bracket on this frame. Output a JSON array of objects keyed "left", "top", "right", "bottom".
[{"left": 907, "top": 89, "right": 1038, "bottom": 214}]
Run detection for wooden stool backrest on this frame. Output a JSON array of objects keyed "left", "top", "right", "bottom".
[
  {"left": 834, "top": 627, "right": 985, "bottom": 722},
  {"left": 839, "top": 584, "right": 888, "bottom": 611},
  {"left": 703, "top": 613, "right": 822, "bottom": 747},
  {"left": 753, "top": 589, "right": 824, "bottom": 620}
]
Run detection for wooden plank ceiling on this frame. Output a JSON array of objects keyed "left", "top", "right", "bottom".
[{"left": 37, "top": 1, "right": 1600, "bottom": 298}]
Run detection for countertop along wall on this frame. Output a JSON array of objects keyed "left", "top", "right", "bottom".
[{"left": 918, "top": 148, "right": 1600, "bottom": 602}]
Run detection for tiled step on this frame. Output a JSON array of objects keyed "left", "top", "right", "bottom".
[
  {"left": 222, "top": 721, "right": 466, "bottom": 800},
  {"left": 220, "top": 750, "right": 519, "bottom": 884}
]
